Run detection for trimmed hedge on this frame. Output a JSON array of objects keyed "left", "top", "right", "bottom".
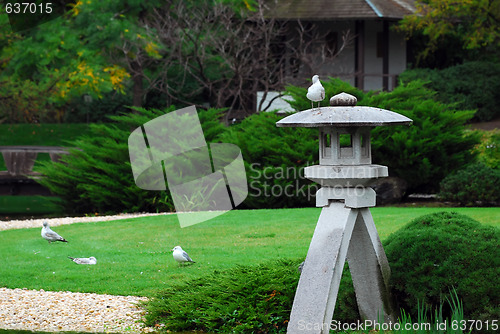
[
  {"left": 438, "top": 163, "right": 500, "bottom": 206},
  {"left": 399, "top": 61, "right": 500, "bottom": 122}
]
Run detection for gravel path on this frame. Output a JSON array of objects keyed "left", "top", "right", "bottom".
[
  {"left": 0, "top": 288, "right": 153, "bottom": 333},
  {"left": 0, "top": 213, "right": 170, "bottom": 333},
  {"left": 0, "top": 212, "right": 168, "bottom": 231}
]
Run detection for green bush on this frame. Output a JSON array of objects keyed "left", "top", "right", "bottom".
[
  {"left": 144, "top": 259, "right": 359, "bottom": 333},
  {"left": 384, "top": 212, "right": 500, "bottom": 325},
  {"left": 220, "top": 112, "right": 318, "bottom": 209},
  {"left": 438, "top": 163, "right": 500, "bottom": 206},
  {"left": 399, "top": 61, "right": 500, "bottom": 121},
  {"left": 284, "top": 78, "right": 480, "bottom": 193},
  {"left": 36, "top": 106, "right": 227, "bottom": 214},
  {"left": 475, "top": 130, "right": 500, "bottom": 169}
]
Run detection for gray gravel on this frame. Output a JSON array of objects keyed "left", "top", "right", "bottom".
[
  {"left": 0, "top": 212, "right": 167, "bottom": 231},
  {"left": 0, "top": 288, "right": 153, "bottom": 333}
]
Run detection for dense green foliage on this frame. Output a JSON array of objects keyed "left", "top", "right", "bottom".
[
  {"left": 475, "top": 129, "right": 500, "bottom": 169},
  {"left": 220, "top": 112, "right": 318, "bottom": 209},
  {"left": 438, "top": 163, "right": 500, "bottom": 206},
  {"left": 36, "top": 107, "right": 226, "bottom": 213},
  {"left": 399, "top": 62, "right": 500, "bottom": 121},
  {"left": 384, "top": 212, "right": 500, "bottom": 325},
  {"left": 0, "top": 1, "right": 162, "bottom": 122},
  {"left": 284, "top": 78, "right": 480, "bottom": 193},
  {"left": 144, "top": 259, "right": 359, "bottom": 333},
  {"left": 397, "top": 0, "right": 500, "bottom": 66},
  {"left": 36, "top": 78, "right": 480, "bottom": 213},
  {"left": 144, "top": 259, "right": 300, "bottom": 333}
]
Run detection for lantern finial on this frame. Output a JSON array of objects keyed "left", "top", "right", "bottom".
[{"left": 330, "top": 92, "right": 357, "bottom": 106}]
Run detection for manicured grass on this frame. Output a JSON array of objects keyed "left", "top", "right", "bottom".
[{"left": 0, "top": 207, "right": 498, "bottom": 297}]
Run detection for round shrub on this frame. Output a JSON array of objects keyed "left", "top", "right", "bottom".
[
  {"left": 438, "top": 163, "right": 500, "bottom": 206},
  {"left": 384, "top": 212, "right": 500, "bottom": 324}
]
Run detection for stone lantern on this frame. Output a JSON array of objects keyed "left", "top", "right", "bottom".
[{"left": 276, "top": 92, "right": 412, "bottom": 334}]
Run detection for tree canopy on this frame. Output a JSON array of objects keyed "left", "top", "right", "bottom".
[
  {"left": 398, "top": 0, "right": 500, "bottom": 63},
  {"left": 1, "top": 0, "right": 349, "bottom": 123}
]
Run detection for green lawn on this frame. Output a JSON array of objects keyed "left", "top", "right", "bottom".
[{"left": 0, "top": 207, "right": 498, "bottom": 297}]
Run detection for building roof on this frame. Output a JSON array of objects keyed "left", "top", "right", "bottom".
[{"left": 268, "top": 0, "right": 417, "bottom": 20}]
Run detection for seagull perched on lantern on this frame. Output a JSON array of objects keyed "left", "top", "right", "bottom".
[{"left": 306, "top": 74, "right": 325, "bottom": 109}]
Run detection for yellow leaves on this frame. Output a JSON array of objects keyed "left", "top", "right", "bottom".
[
  {"left": 54, "top": 61, "right": 130, "bottom": 100},
  {"left": 399, "top": 0, "right": 499, "bottom": 51},
  {"left": 103, "top": 65, "right": 130, "bottom": 93},
  {"left": 77, "top": 60, "right": 86, "bottom": 72},
  {"left": 145, "top": 41, "right": 162, "bottom": 59},
  {"left": 71, "top": 1, "right": 83, "bottom": 17},
  {"left": 243, "top": 0, "right": 255, "bottom": 11}
]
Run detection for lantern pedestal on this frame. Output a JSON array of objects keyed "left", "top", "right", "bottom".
[
  {"left": 287, "top": 190, "right": 394, "bottom": 334},
  {"left": 276, "top": 92, "right": 412, "bottom": 334}
]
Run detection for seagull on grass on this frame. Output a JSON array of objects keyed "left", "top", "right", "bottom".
[
  {"left": 306, "top": 75, "right": 325, "bottom": 109},
  {"left": 172, "top": 246, "right": 195, "bottom": 264},
  {"left": 68, "top": 256, "right": 97, "bottom": 265},
  {"left": 41, "top": 221, "right": 68, "bottom": 243}
]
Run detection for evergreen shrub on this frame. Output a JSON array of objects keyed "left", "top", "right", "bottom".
[
  {"left": 220, "top": 112, "right": 318, "bottom": 209},
  {"left": 384, "top": 212, "right": 500, "bottom": 325},
  {"left": 399, "top": 61, "right": 500, "bottom": 121},
  {"left": 144, "top": 259, "right": 359, "bottom": 333},
  {"left": 438, "top": 163, "right": 500, "bottom": 206},
  {"left": 36, "top": 106, "right": 227, "bottom": 214}
]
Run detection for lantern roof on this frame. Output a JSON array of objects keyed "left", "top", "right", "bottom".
[{"left": 276, "top": 106, "right": 412, "bottom": 127}]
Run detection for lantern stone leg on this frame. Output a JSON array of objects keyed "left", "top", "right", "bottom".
[
  {"left": 287, "top": 187, "right": 395, "bottom": 334},
  {"left": 275, "top": 91, "right": 412, "bottom": 334}
]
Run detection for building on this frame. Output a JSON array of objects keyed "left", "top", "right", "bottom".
[{"left": 257, "top": 0, "right": 417, "bottom": 112}]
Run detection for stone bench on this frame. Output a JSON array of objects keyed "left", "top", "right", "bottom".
[{"left": 0, "top": 146, "right": 72, "bottom": 177}]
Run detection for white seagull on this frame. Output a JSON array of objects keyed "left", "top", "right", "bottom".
[
  {"left": 41, "top": 221, "right": 68, "bottom": 243},
  {"left": 172, "top": 246, "right": 195, "bottom": 264},
  {"left": 306, "top": 74, "right": 325, "bottom": 109},
  {"left": 68, "top": 256, "right": 97, "bottom": 265}
]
